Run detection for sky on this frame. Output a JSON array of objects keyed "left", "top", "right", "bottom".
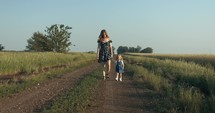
[{"left": 0, "top": 0, "right": 214, "bottom": 54}]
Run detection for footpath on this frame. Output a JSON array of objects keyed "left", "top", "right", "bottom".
[{"left": 86, "top": 61, "right": 155, "bottom": 113}]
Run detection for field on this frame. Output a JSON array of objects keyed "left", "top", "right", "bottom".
[
  {"left": 0, "top": 52, "right": 95, "bottom": 76},
  {"left": 124, "top": 52, "right": 215, "bottom": 68},
  {"left": 0, "top": 52, "right": 95, "bottom": 97},
  {"left": 0, "top": 52, "right": 215, "bottom": 113},
  {"left": 124, "top": 53, "right": 215, "bottom": 113}
]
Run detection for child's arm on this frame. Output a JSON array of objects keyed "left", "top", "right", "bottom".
[{"left": 122, "top": 60, "right": 124, "bottom": 69}]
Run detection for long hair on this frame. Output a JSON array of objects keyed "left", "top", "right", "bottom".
[
  {"left": 97, "top": 29, "right": 110, "bottom": 42},
  {"left": 116, "top": 54, "right": 123, "bottom": 61}
]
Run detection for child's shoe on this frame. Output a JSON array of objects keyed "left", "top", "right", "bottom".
[{"left": 120, "top": 78, "right": 122, "bottom": 82}]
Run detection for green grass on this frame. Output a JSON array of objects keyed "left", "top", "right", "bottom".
[
  {"left": 126, "top": 63, "right": 175, "bottom": 113},
  {"left": 42, "top": 68, "right": 102, "bottom": 113},
  {"left": 175, "top": 86, "right": 203, "bottom": 113},
  {"left": 0, "top": 59, "right": 93, "bottom": 97},
  {"left": 126, "top": 63, "right": 171, "bottom": 92},
  {"left": 125, "top": 55, "right": 215, "bottom": 95},
  {"left": 0, "top": 52, "right": 95, "bottom": 75},
  {"left": 124, "top": 55, "right": 215, "bottom": 113},
  {"left": 0, "top": 52, "right": 96, "bottom": 97},
  {"left": 124, "top": 52, "right": 215, "bottom": 68}
]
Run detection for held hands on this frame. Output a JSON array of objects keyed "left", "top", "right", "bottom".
[
  {"left": 96, "top": 54, "right": 113, "bottom": 60},
  {"left": 111, "top": 54, "right": 113, "bottom": 59}
]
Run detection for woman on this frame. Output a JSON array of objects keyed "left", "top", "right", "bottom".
[{"left": 97, "top": 29, "right": 113, "bottom": 80}]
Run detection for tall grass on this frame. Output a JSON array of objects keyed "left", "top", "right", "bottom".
[
  {"left": 125, "top": 55, "right": 215, "bottom": 95},
  {"left": 124, "top": 52, "right": 215, "bottom": 68},
  {"left": 0, "top": 52, "right": 95, "bottom": 76},
  {"left": 176, "top": 87, "right": 203, "bottom": 113},
  {"left": 125, "top": 55, "right": 215, "bottom": 113},
  {"left": 126, "top": 64, "right": 171, "bottom": 92},
  {"left": 126, "top": 63, "right": 203, "bottom": 113},
  {"left": 0, "top": 52, "right": 96, "bottom": 97}
]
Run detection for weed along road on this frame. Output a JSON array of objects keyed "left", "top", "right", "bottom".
[{"left": 0, "top": 63, "right": 99, "bottom": 113}]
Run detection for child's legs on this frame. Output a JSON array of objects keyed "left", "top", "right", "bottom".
[
  {"left": 116, "top": 73, "right": 119, "bottom": 78},
  {"left": 119, "top": 73, "right": 123, "bottom": 79},
  {"left": 119, "top": 73, "right": 123, "bottom": 81}
]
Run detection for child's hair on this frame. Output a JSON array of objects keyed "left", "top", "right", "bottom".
[
  {"left": 116, "top": 54, "right": 123, "bottom": 60},
  {"left": 97, "top": 29, "right": 110, "bottom": 42}
]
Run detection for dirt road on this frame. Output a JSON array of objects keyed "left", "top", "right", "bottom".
[
  {"left": 0, "top": 61, "right": 155, "bottom": 113},
  {"left": 0, "top": 63, "right": 99, "bottom": 113},
  {"left": 86, "top": 62, "right": 155, "bottom": 113}
]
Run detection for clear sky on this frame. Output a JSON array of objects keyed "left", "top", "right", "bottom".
[{"left": 0, "top": 0, "right": 214, "bottom": 54}]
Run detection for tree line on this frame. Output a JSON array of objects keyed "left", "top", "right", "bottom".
[
  {"left": 117, "top": 45, "right": 153, "bottom": 54},
  {"left": 0, "top": 44, "right": 4, "bottom": 51}
]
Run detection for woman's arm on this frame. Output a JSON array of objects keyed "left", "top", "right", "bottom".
[
  {"left": 97, "top": 43, "right": 100, "bottom": 59},
  {"left": 110, "top": 42, "right": 113, "bottom": 58}
]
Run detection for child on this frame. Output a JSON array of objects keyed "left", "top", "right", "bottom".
[
  {"left": 115, "top": 54, "right": 124, "bottom": 81},
  {"left": 96, "top": 29, "right": 113, "bottom": 80}
]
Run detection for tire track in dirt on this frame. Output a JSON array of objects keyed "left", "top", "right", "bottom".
[{"left": 0, "top": 62, "right": 99, "bottom": 113}]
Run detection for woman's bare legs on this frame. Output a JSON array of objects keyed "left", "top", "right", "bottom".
[
  {"left": 101, "top": 60, "right": 111, "bottom": 80},
  {"left": 101, "top": 62, "right": 106, "bottom": 80},
  {"left": 107, "top": 60, "right": 111, "bottom": 74}
]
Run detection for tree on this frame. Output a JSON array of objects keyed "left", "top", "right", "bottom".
[
  {"left": 0, "top": 44, "right": 4, "bottom": 51},
  {"left": 128, "top": 47, "right": 135, "bottom": 52},
  {"left": 26, "top": 24, "right": 72, "bottom": 52},
  {"left": 26, "top": 32, "right": 51, "bottom": 51},
  {"left": 140, "top": 47, "right": 153, "bottom": 53},
  {"left": 117, "top": 46, "right": 129, "bottom": 54},
  {"left": 45, "top": 24, "right": 72, "bottom": 52},
  {"left": 136, "top": 45, "right": 142, "bottom": 52},
  {"left": 117, "top": 45, "right": 153, "bottom": 54}
]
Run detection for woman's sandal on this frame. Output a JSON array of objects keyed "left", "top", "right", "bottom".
[{"left": 106, "top": 73, "right": 110, "bottom": 78}]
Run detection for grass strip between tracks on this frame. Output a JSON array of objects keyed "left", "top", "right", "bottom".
[{"left": 42, "top": 68, "right": 101, "bottom": 113}]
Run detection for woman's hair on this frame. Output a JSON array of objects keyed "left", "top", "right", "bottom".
[
  {"left": 97, "top": 29, "right": 109, "bottom": 42},
  {"left": 116, "top": 54, "right": 123, "bottom": 60}
]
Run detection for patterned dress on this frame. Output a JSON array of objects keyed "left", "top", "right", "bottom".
[
  {"left": 98, "top": 40, "right": 112, "bottom": 63},
  {"left": 115, "top": 60, "right": 124, "bottom": 73}
]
